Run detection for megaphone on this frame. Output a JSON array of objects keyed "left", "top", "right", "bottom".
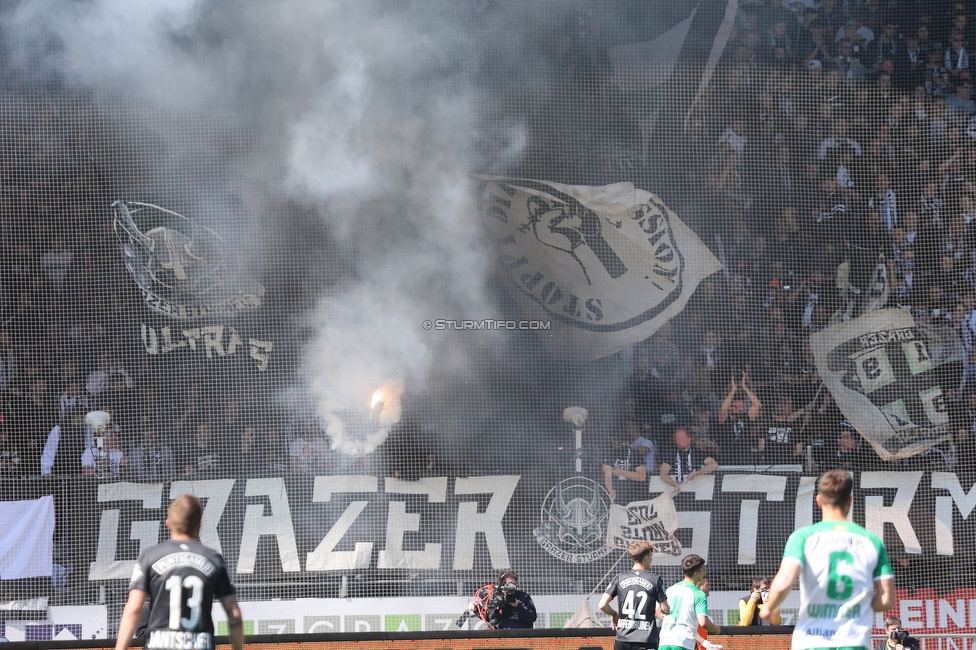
[
  {"left": 562, "top": 407, "right": 588, "bottom": 473},
  {"left": 85, "top": 411, "right": 112, "bottom": 435}
]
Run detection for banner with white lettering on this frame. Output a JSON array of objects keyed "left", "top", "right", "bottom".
[
  {"left": 810, "top": 308, "right": 963, "bottom": 460},
  {"left": 473, "top": 178, "right": 722, "bottom": 360},
  {"left": 605, "top": 493, "right": 681, "bottom": 555},
  {"left": 113, "top": 201, "right": 275, "bottom": 371},
  {"left": 4, "top": 469, "right": 974, "bottom": 601}
]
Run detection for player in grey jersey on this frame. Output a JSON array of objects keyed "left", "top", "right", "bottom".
[{"left": 115, "top": 494, "right": 244, "bottom": 650}]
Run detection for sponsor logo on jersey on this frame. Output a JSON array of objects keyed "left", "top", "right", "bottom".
[
  {"left": 618, "top": 619, "right": 655, "bottom": 630},
  {"left": 620, "top": 576, "right": 654, "bottom": 590},
  {"left": 151, "top": 552, "right": 217, "bottom": 577}
]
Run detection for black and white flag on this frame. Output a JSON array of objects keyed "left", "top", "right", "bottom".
[
  {"left": 811, "top": 308, "right": 963, "bottom": 460},
  {"left": 475, "top": 177, "right": 721, "bottom": 359},
  {"left": 605, "top": 492, "right": 681, "bottom": 556}
]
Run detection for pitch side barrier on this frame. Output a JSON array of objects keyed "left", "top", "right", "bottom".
[{"left": 0, "top": 625, "right": 795, "bottom": 650}]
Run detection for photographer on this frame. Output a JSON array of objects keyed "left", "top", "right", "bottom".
[
  {"left": 874, "top": 617, "right": 919, "bottom": 650},
  {"left": 738, "top": 577, "right": 781, "bottom": 626},
  {"left": 467, "top": 569, "right": 537, "bottom": 630}
]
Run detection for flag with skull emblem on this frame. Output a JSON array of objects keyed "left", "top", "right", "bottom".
[
  {"left": 474, "top": 177, "right": 721, "bottom": 359},
  {"left": 113, "top": 200, "right": 274, "bottom": 371}
]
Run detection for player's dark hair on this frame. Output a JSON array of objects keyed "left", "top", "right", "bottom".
[
  {"left": 818, "top": 469, "right": 854, "bottom": 506},
  {"left": 681, "top": 553, "right": 705, "bottom": 577},
  {"left": 628, "top": 540, "right": 653, "bottom": 564},
  {"left": 168, "top": 493, "right": 203, "bottom": 536}
]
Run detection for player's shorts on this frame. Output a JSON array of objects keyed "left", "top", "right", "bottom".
[{"left": 616, "top": 641, "right": 660, "bottom": 650}]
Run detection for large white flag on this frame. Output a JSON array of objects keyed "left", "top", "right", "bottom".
[
  {"left": 810, "top": 308, "right": 963, "bottom": 460},
  {"left": 475, "top": 177, "right": 721, "bottom": 359},
  {"left": 0, "top": 496, "right": 55, "bottom": 579}
]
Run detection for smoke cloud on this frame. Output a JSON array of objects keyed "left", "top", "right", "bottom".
[
  {"left": 3, "top": 0, "right": 578, "bottom": 455},
  {"left": 7, "top": 0, "right": 699, "bottom": 467}
]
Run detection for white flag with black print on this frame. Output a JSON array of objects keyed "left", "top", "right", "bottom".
[
  {"left": 474, "top": 177, "right": 721, "bottom": 360},
  {"left": 605, "top": 492, "right": 681, "bottom": 556},
  {"left": 810, "top": 308, "right": 963, "bottom": 461}
]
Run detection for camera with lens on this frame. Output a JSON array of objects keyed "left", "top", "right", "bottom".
[
  {"left": 890, "top": 630, "right": 910, "bottom": 643},
  {"left": 492, "top": 582, "right": 518, "bottom": 609},
  {"left": 497, "top": 581, "right": 519, "bottom": 605}
]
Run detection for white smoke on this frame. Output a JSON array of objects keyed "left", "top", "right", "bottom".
[
  {"left": 279, "top": 4, "right": 497, "bottom": 454},
  {"left": 6, "top": 0, "right": 507, "bottom": 454}
]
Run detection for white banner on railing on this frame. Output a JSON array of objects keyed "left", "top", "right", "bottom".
[{"left": 0, "top": 496, "right": 55, "bottom": 580}]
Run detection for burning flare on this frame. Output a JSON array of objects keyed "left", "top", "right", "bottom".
[
  {"left": 319, "top": 378, "right": 405, "bottom": 456},
  {"left": 370, "top": 387, "right": 384, "bottom": 410}
]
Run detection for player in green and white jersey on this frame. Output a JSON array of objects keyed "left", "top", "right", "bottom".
[
  {"left": 659, "top": 554, "right": 720, "bottom": 650},
  {"left": 761, "top": 469, "right": 895, "bottom": 650}
]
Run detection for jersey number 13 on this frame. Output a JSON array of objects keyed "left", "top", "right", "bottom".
[{"left": 165, "top": 575, "right": 204, "bottom": 630}]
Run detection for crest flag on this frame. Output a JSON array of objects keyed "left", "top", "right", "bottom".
[
  {"left": 113, "top": 200, "right": 265, "bottom": 319},
  {"left": 113, "top": 200, "right": 274, "bottom": 371},
  {"left": 474, "top": 177, "right": 722, "bottom": 360},
  {"left": 810, "top": 308, "right": 964, "bottom": 460},
  {"left": 534, "top": 477, "right": 613, "bottom": 564}
]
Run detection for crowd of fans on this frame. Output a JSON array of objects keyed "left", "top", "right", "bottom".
[
  {"left": 4, "top": 1, "right": 976, "bottom": 490},
  {"left": 592, "top": 0, "right": 976, "bottom": 490},
  {"left": 0, "top": 338, "right": 355, "bottom": 480},
  {"left": 0, "top": 99, "right": 445, "bottom": 483}
]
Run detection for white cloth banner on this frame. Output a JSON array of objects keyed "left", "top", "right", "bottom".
[
  {"left": 605, "top": 492, "right": 681, "bottom": 555},
  {"left": 810, "top": 308, "right": 962, "bottom": 460},
  {"left": 0, "top": 496, "right": 55, "bottom": 579},
  {"left": 475, "top": 177, "right": 722, "bottom": 359}
]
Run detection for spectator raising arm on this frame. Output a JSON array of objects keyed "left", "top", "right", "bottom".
[
  {"left": 717, "top": 376, "right": 738, "bottom": 425},
  {"left": 740, "top": 373, "right": 762, "bottom": 421},
  {"left": 719, "top": 372, "right": 763, "bottom": 425}
]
